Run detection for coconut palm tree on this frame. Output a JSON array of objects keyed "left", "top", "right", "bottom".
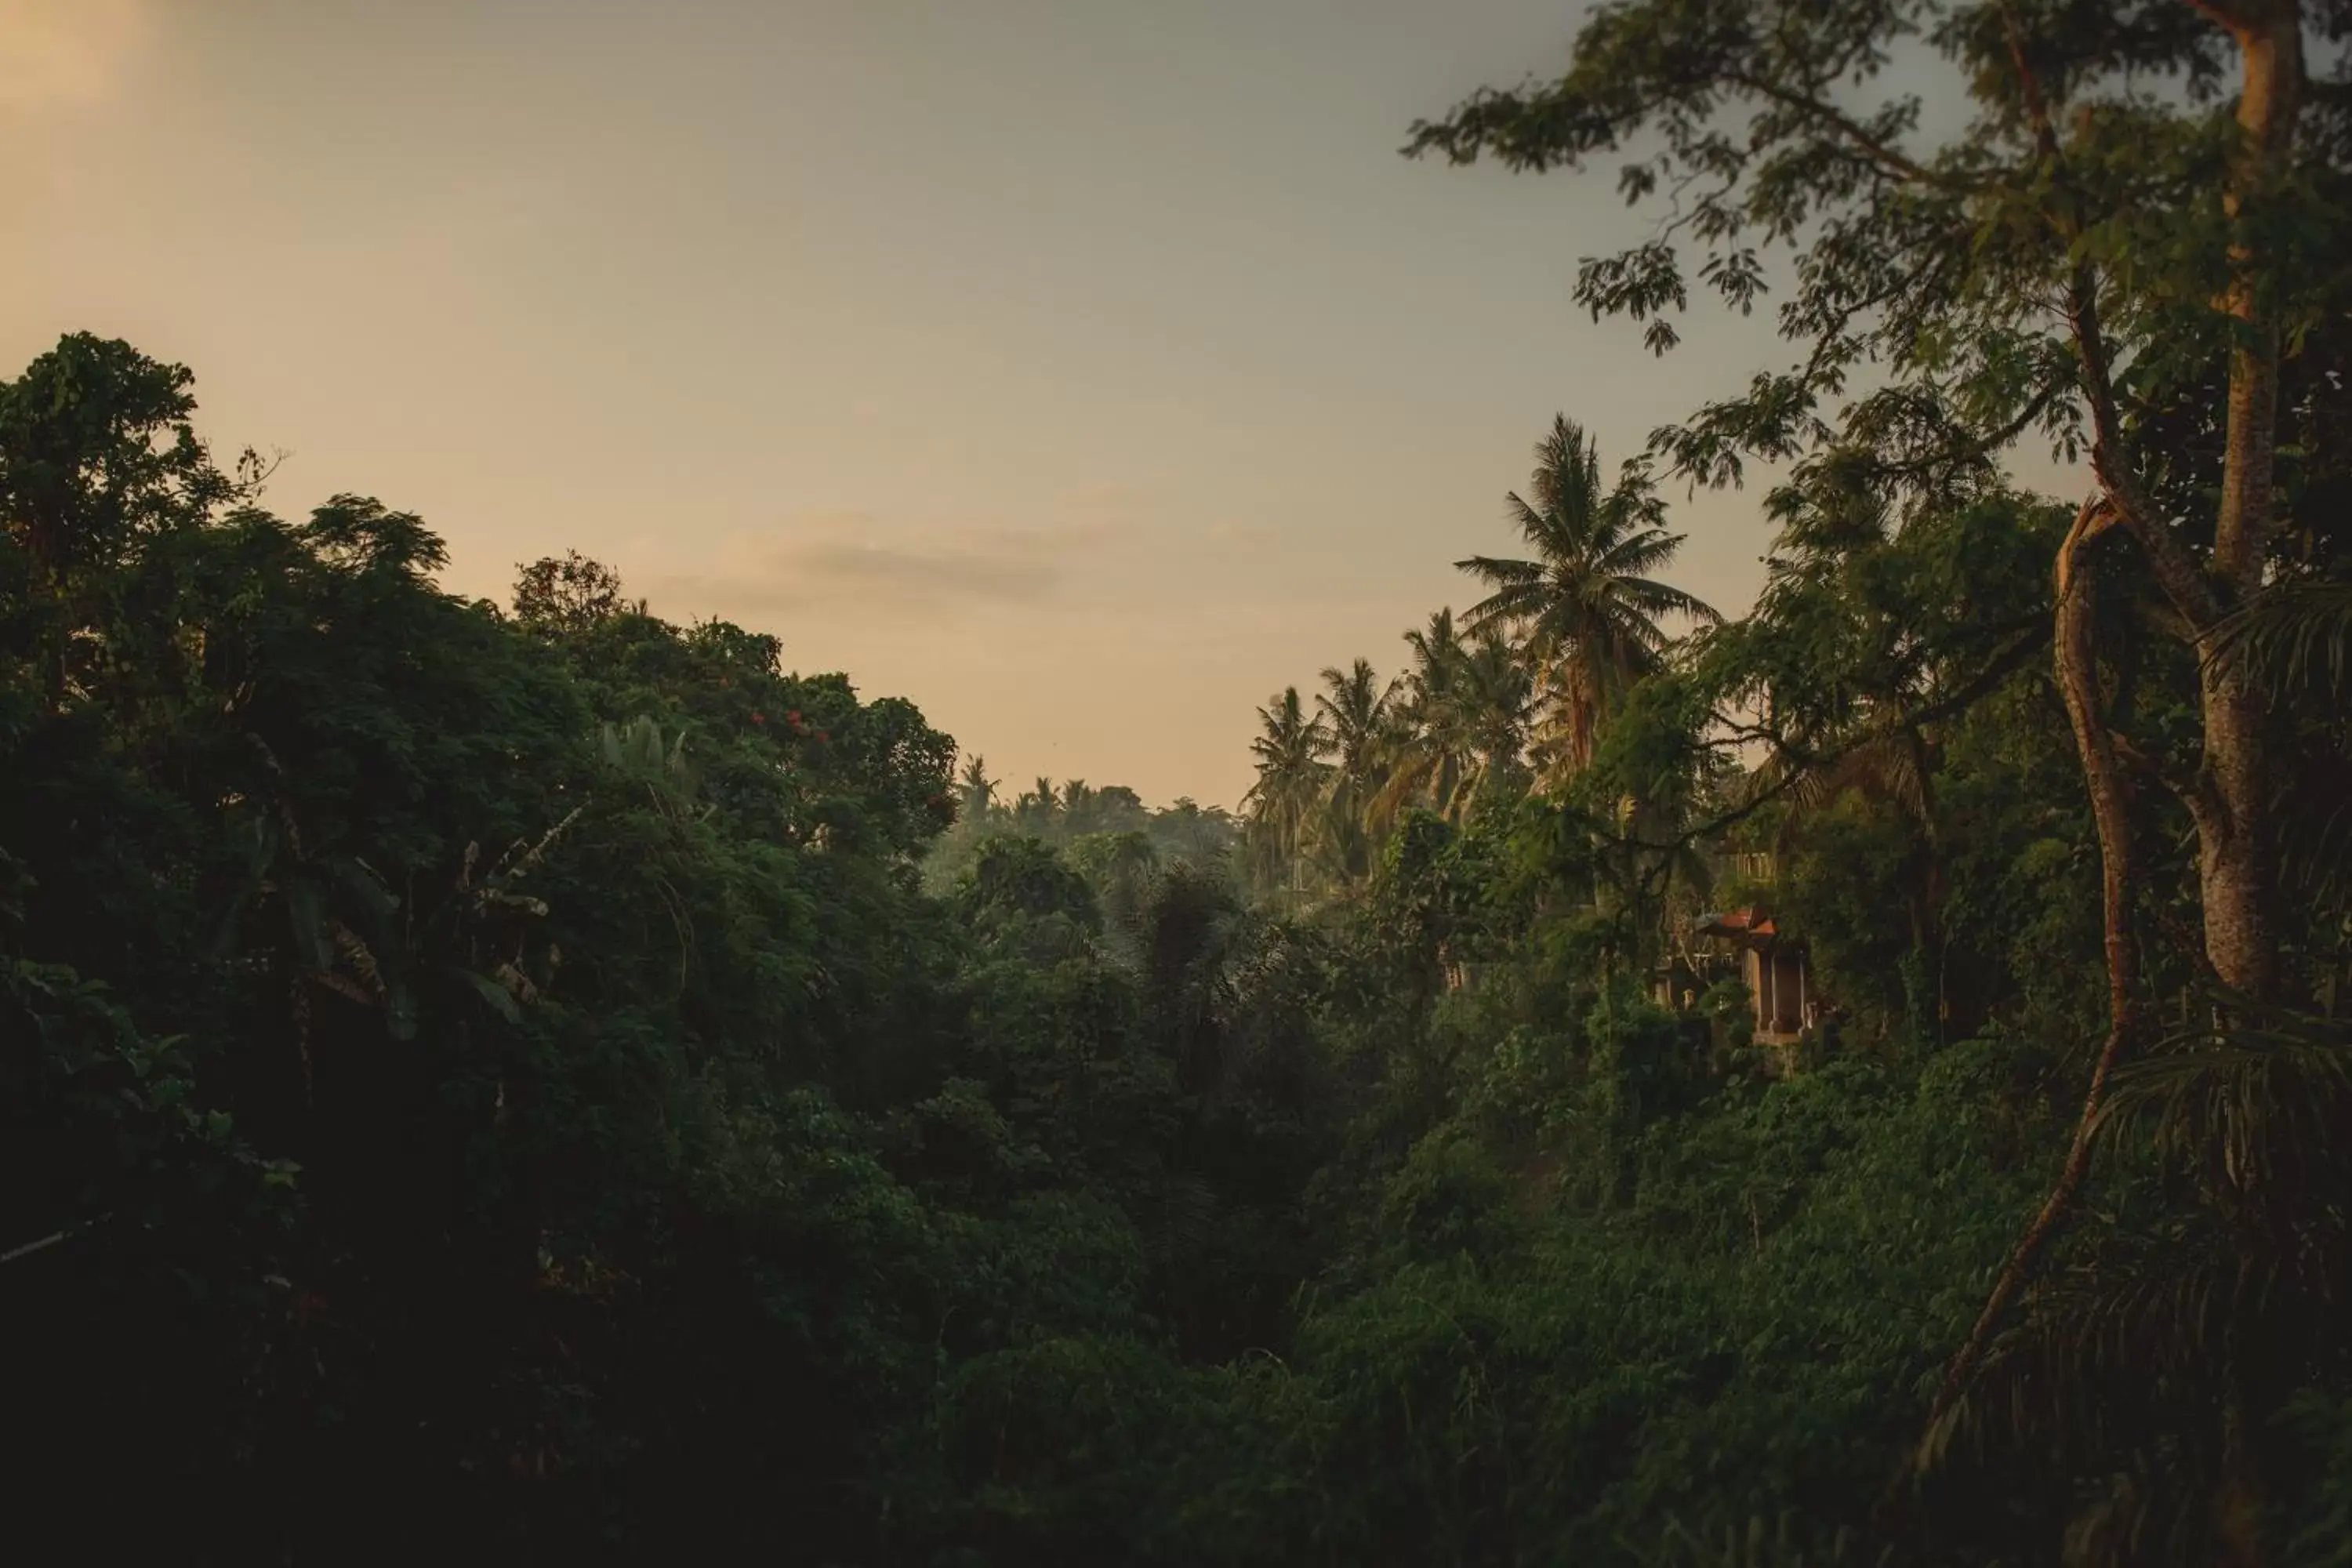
[
  {"left": 1316, "top": 658, "right": 1396, "bottom": 787},
  {"left": 1377, "top": 611, "right": 1532, "bottom": 823},
  {"left": 1378, "top": 610, "right": 1477, "bottom": 824},
  {"left": 1059, "top": 779, "right": 1097, "bottom": 833},
  {"left": 1014, "top": 777, "right": 1060, "bottom": 833},
  {"left": 1315, "top": 659, "right": 1399, "bottom": 879},
  {"left": 1457, "top": 414, "right": 1719, "bottom": 775},
  {"left": 1241, "top": 686, "right": 1331, "bottom": 891},
  {"left": 956, "top": 753, "right": 998, "bottom": 822},
  {"left": 1454, "top": 629, "right": 1534, "bottom": 801}
]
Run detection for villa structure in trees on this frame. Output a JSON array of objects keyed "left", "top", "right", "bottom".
[
  {"left": 1657, "top": 907, "right": 1819, "bottom": 1047},
  {"left": 1699, "top": 910, "right": 1815, "bottom": 1044}
]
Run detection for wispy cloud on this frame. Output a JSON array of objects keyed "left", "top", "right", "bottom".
[
  {"left": 1060, "top": 482, "right": 1146, "bottom": 513},
  {"left": 633, "top": 511, "right": 1120, "bottom": 623},
  {"left": 0, "top": 0, "right": 148, "bottom": 114}
]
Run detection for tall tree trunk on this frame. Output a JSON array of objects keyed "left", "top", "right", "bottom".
[
  {"left": 1909, "top": 499, "right": 2143, "bottom": 1476},
  {"left": 2193, "top": 672, "right": 2277, "bottom": 996},
  {"left": 2066, "top": 2, "right": 2302, "bottom": 999},
  {"left": 2188, "top": 0, "right": 2303, "bottom": 1000},
  {"left": 2216, "top": 1343, "right": 2267, "bottom": 1568},
  {"left": 2209, "top": 4, "right": 2303, "bottom": 583}
]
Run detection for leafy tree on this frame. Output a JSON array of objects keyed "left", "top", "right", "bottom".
[
  {"left": 1404, "top": 0, "right": 2348, "bottom": 1001},
  {"left": 1409, "top": 0, "right": 2352, "bottom": 1551},
  {"left": 512, "top": 548, "right": 630, "bottom": 634}
]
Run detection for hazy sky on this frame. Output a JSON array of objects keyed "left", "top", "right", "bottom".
[{"left": 3, "top": 0, "right": 1828, "bottom": 808}]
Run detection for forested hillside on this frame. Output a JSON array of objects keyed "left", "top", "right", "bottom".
[{"left": 9, "top": 1, "right": 2352, "bottom": 1563}]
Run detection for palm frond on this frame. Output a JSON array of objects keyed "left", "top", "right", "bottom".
[
  {"left": 1616, "top": 575, "right": 1725, "bottom": 625},
  {"left": 2093, "top": 997, "right": 2352, "bottom": 1216},
  {"left": 1593, "top": 526, "right": 1687, "bottom": 578},
  {"left": 2208, "top": 579, "right": 2352, "bottom": 699},
  {"left": 1454, "top": 554, "right": 1546, "bottom": 590}
]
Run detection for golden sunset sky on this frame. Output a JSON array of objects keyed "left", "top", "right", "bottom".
[{"left": 1, "top": 0, "right": 1972, "bottom": 807}]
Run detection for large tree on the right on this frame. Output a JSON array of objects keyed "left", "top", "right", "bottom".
[
  {"left": 1409, "top": 0, "right": 2348, "bottom": 1004},
  {"left": 1410, "top": 2, "right": 2351, "bottom": 1554}
]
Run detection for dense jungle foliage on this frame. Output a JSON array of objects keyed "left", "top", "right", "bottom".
[{"left": 9, "top": 0, "right": 2352, "bottom": 1562}]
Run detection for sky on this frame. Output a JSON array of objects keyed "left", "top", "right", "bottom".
[{"left": 2, "top": 0, "right": 1867, "bottom": 808}]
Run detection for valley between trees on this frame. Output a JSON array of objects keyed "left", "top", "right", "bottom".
[{"left": 9, "top": 2, "right": 2352, "bottom": 1563}]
